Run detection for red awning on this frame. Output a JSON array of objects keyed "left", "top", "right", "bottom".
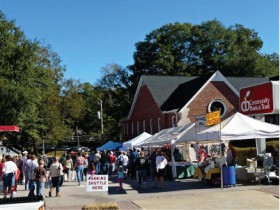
[{"left": 0, "top": 125, "right": 20, "bottom": 132}]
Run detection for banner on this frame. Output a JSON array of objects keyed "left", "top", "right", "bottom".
[{"left": 206, "top": 111, "right": 220, "bottom": 127}]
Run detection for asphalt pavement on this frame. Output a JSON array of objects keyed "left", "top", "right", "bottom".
[{"left": 4, "top": 176, "right": 279, "bottom": 210}]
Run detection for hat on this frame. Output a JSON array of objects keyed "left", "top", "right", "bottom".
[{"left": 23, "top": 151, "right": 28, "bottom": 154}]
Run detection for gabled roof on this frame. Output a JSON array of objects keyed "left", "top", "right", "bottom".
[
  {"left": 226, "top": 77, "right": 269, "bottom": 91},
  {"left": 141, "top": 75, "right": 197, "bottom": 107},
  {"left": 127, "top": 72, "right": 269, "bottom": 119},
  {"left": 160, "top": 73, "right": 212, "bottom": 111}
]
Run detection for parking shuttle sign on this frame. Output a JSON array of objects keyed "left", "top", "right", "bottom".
[{"left": 86, "top": 175, "right": 108, "bottom": 192}]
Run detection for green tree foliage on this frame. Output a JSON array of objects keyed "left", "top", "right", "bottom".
[
  {"left": 129, "top": 20, "right": 279, "bottom": 91},
  {"left": 0, "top": 12, "right": 85, "bottom": 152},
  {"left": 96, "top": 64, "right": 132, "bottom": 142}
]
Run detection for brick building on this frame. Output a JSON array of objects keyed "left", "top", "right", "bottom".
[{"left": 121, "top": 71, "right": 269, "bottom": 141}]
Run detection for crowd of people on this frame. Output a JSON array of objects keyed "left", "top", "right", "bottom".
[{"left": 0, "top": 148, "right": 170, "bottom": 198}]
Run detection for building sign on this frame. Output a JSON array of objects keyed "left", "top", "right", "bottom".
[
  {"left": 86, "top": 175, "right": 108, "bottom": 192},
  {"left": 206, "top": 111, "right": 221, "bottom": 127},
  {"left": 240, "top": 82, "right": 274, "bottom": 115}
]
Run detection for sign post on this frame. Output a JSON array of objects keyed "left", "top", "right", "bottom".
[{"left": 206, "top": 111, "right": 223, "bottom": 189}]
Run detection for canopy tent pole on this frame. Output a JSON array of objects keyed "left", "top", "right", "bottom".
[
  {"left": 219, "top": 112, "right": 223, "bottom": 189},
  {"left": 171, "top": 139, "right": 177, "bottom": 179}
]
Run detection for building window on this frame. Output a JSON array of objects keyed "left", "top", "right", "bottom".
[
  {"left": 150, "top": 119, "right": 153, "bottom": 135},
  {"left": 143, "top": 120, "right": 146, "bottom": 132},
  {"left": 123, "top": 124, "right": 125, "bottom": 134},
  {"left": 207, "top": 99, "right": 227, "bottom": 118},
  {"left": 131, "top": 122, "right": 134, "bottom": 135},
  {"left": 126, "top": 123, "right": 128, "bottom": 134},
  {"left": 172, "top": 116, "right": 176, "bottom": 127},
  {"left": 137, "top": 121, "right": 139, "bottom": 135},
  {"left": 157, "top": 118, "right": 161, "bottom": 132}
]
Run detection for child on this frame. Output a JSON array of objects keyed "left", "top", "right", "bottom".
[
  {"left": 87, "top": 162, "right": 96, "bottom": 175},
  {"left": 117, "top": 165, "right": 127, "bottom": 190}
]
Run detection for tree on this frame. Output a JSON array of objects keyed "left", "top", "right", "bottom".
[
  {"left": 96, "top": 64, "right": 132, "bottom": 142},
  {"left": 128, "top": 20, "right": 279, "bottom": 92},
  {"left": 0, "top": 12, "right": 69, "bottom": 152}
]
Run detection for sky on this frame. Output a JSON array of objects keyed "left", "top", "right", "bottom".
[{"left": 1, "top": 0, "right": 279, "bottom": 85}]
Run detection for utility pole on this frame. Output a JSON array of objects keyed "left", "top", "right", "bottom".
[
  {"left": 76, "top": 125, "right": 80, "bottom": 147},
  {"left": 100, "top": 100, "right": 104, "bottom": 136},
  {"left": 98, "top": 100, "right": 104, "bottom": 141}
]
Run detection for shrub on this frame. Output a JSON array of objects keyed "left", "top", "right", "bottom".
[{"left": 235, "top": 140, "right": 279, "bottom": 166}]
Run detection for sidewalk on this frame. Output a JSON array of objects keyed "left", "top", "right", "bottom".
[{"left": 6, "top": 177, "right": 279, "bottom": 210}]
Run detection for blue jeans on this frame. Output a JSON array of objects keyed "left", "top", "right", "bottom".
[
  {"left": 28, "top": 180, "right": 36, "bottom": 197},
  {"left": 94, "top": 162, "right": 100, "bottom": 174},
  {"left": 24, "top": 172, "right": 29, "bottom": 190},
  {"left": 137, "top": 170, "right": 147, "bottom": 185},
  {"left": 76, "top": 165, "right": 84, "bottom": 185},
  {"left": 36, "top": 181, "right": 44, "bottom": 196},
  {"left": 51, "top": 176, "right": 61, "bottom": 193}
]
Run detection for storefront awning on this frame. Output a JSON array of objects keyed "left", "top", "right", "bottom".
[{"left": 0, "top": 125, "right": 20, "bottom": 132}]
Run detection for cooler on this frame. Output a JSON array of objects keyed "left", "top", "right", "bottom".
[{"left": 223, "top": 166, "right": 236, "bottom": 186}]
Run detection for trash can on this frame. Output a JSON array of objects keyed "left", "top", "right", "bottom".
[{"left": 223, "top": 166, "right": 236, "bottom": 187}]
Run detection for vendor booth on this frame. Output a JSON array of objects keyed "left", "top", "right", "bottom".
[
  {"left": 122, "top": 132, "right": 151, "bottom": 149},
  {"left": 137, "top": 124, "right": 198, "bottom": 179},
  {"left": 179, "top": 112, "right": 279, "bottom": 187},
  {"left": 96, "top": 140, "right": 122, "bottom": 151}
]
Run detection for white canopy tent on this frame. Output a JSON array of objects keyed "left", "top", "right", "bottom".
[
  {"left": 138, "top": 124, "right": 194, "bottom": 147},
  {"left": 122, "top": 132, "right": 152, "bottom": 149},
  {"left": 137, "top": 123, "right": 195, "bottom": 179},
  {"left": 195, "top": 112, "right": 279, "bottom": 142}
]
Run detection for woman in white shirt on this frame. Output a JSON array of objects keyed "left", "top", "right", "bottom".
[
  {"left": 154, "top": 151, "right": 167, "bottom": 189},
  {"left": 2, "top": 155, "right": 18, "bottom": 198}
]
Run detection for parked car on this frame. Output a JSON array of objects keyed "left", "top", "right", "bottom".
[
  {"left": 68, "top": 146, "right": 90, "bottom": 153},
  {"left": 59, "top": 145, "right": 71, "bottom": 151}
]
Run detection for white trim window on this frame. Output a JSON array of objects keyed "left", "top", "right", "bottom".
[
  {"left": 126, "top": 123, "right": 128, "bottom": 134},
  {"left": 143, "top": 120, "right": 146, "bottom": 132},
  {"left": 157, "top": 118, "right": 161, "bottom": 132},
  {"left": 137, "top": 121, "right": 140, "bottom": 135},
  {"left": 150, "top": 119, "right": 153, "bottom": 135},
  {"left": 172, "top": 116, "right": 176, "bottom": 127}
]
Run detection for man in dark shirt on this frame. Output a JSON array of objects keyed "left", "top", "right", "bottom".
[{"left": 135, "top": 151, "right": 148, "bottom": 189}]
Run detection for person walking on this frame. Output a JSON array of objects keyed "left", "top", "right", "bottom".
[
  {"left": 226, "top": 142, "right": 237, "bottom": 166},
  {"left": 154, "top": 151, "right": 168, "bottom": 189},
  {"left": 27, "top": 155, "right": 38, "bottom": 197},
  {"left": 93, "top": 151, "right": 101, "bottom": 174},
  {"left": 109, "top": 151, "right": 116, "bottom": 177},
  {"left": 34, "top": 160, "right": 48, "bottom": 197},
  {"left": 22, "top": 152, "right": 31, "bottom": 190},
  {"left": 122, "top": 152, "right": 129, "bottom": 175},
  {"left": 117, "top": 165, "right": 127, "bottom": 190},
  {"left": 49, "top": 156, "right": 63, "bottom": 197},
  {"left": 2, "top": 155, "right": 18, "bottom": 198},
  {"left": 62, "top": 154, "right": 73, "bottom": 182},
  {"left": 74, "top": 152, "right": 86, "bottom": 187},
  {"left": 87, "top": 162, "right": 96, "bottom": 175},
  {"left": 135, "top": 151, "right": 148, "bottom": 189},
  {"left": 148, "top": 150, "right": 157, "bottom": 181}
]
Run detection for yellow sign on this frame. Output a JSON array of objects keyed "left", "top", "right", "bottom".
[{"left": 206, "top": 111, "right": 221, "bottom": 126}]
